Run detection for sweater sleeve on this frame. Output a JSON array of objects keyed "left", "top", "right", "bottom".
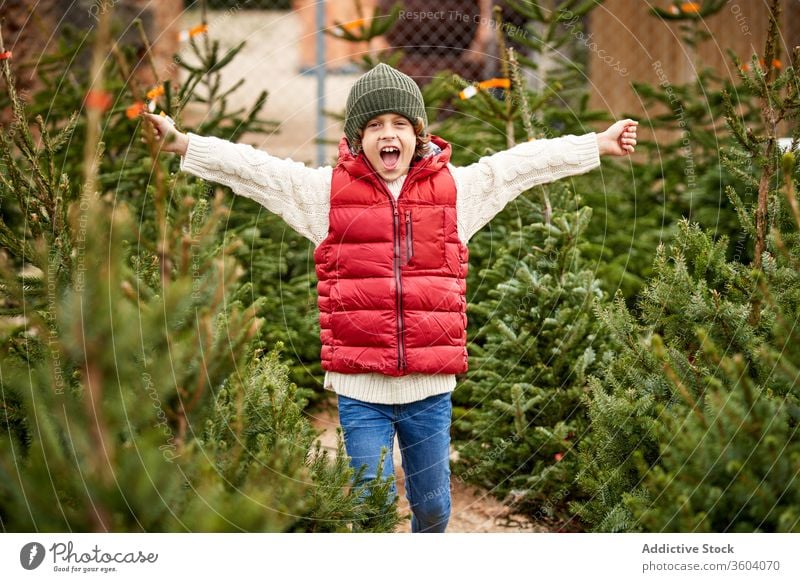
[
  {"left": 452, "top": 132, "right": 600, "bottom": 243},
  {"left": 179, "top": 132, "right": 332, "bottom": 246}
]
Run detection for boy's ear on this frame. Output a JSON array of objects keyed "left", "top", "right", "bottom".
[{"left": 348, "top": 133, "right": 362, "bottom": 154}]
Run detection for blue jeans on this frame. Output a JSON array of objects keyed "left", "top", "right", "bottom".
[{"left": 337, "top": 392, "right": 452, "bottom": 533}]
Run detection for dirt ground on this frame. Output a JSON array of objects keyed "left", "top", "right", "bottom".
[{"left": 307, "top": 397, "right": 545, "bottom": 533}]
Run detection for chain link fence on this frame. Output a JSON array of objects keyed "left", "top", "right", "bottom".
[
  {"left": 175, "top": 1, "right": 797, "bottom": 164},
  {"left": 177, "top": 1, "right": 542, "bottom": 165}
]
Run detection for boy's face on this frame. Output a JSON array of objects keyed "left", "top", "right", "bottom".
[{"left": 360, "top": 113, "right": 417, "bottom": 181}]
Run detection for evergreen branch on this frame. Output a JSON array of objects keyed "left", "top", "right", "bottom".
[
  {"left": 505, "top": 0, "right": 544, "bottom": 21},
  {"left": 651, "top": 334, "right": 707, "bottom": 428},
  {"left": 509, "top": 48, "right": 535, "bottom": 141},
  {"left": 724, "top": 185, "right": 756, "bottom": 238},
  {"left": 133, "top": 18, "right": 162, "bottom": 85},
  {"left": 780, "top": 152, "right": 799, "bottom": 230},
  {"left": 0, "top": 26, "right": 38, "bottom": 160},
  {"left": 493, "top": 6, "right": 515, "bottom": 149}
]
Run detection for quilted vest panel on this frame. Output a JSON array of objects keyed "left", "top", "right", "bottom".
[{"left": 313, "top": 135, "right": 469, "bottom": 376}]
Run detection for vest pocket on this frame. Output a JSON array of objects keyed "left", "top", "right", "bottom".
[
  {"left": 404, "top": 210, "right": 414, "bottom": 265},
  {"left": 405, "top": 207, "right": 445, "bottom": 270}
]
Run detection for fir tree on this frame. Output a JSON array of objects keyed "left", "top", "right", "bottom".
[
  {"left": 174, "top": 11, "right": 323, "bottom": 399},
  {"left": 0, "top": 12, "right": 399, "bottom": 532},
  {"left": 418, "top": 3, "right": 610, "bottom": 307},
  {"left": 453, "top": 183, "right": 614, "bottom": 522},
  {"left": 573, "top": 0, "right": 800, "bottom": 532},
  {"left": 628, "top": 0, "right": 763, "bottom": 256}
]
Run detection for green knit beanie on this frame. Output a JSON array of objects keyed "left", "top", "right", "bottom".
[{"left": 344, "top": 63, "right": 427, "bottom": 148}]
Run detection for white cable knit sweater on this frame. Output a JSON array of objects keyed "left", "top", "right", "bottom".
[{"left": 179, "top": 132, "right": 601, "bottom": 404}]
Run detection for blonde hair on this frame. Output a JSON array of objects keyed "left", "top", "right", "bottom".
[{"left": 351, "top": 116, "right": 431, "bottom": 160}]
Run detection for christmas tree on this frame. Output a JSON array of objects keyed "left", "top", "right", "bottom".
[
  {"left": 573, "top": 0, "right": 800, "bottom": 532},
  {"left": 454, "top": 182, "right": 614, "bottom": 523},
  {"left": 0, "top": 10, "right": 399, "bottom": 532}
]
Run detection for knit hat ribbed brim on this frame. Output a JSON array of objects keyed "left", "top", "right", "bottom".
[{"left": 344, "top": 63, "right": 427, "bottom": 147}]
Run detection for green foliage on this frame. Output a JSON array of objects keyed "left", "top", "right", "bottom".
[
  {"left": 503, "top": 0, "right": 606, "bottom": 105},
  {"left": 224, "top": 201, "right": 322, "bottom": 401},
  {"left": 574, "top": 0, "right": 800, "bottom": 530},
  {"left": 200, "top": 346, "right": 399, "bottom": 532},
  {"left": 453, "top": 184, "right": 614, "bottom": 521},
  {"left": 421, "top": 31, "right": 609, "bottom": 309},
  {"left": 575, "top": 219, "right": 800, "bottom": 531},
  {"left": 0, "top": 183, "right": 295, "bottom": 531},
  {"left": 621, "top": 0, "right": 764, "bottom": 268},
  {"left": 627, "top": 333, "right": 800, "bottom": 532},
  {"left": 0, "top": 13, "right": 398, "bottom": 533},
  {"left": 326, "top": 0, "right": 800, "bottom": 533},
  {"left": 566, "top": 0, "right": 765, "bottom": 300},
  {"left": 0, "top": 10, "right": 321, "bottom": 401},
  {"left": 176, "top": 22, "right": 324, "bottom": 400},
  {"left": 0, "top": 180, "right": 397, "bottom": 531}
]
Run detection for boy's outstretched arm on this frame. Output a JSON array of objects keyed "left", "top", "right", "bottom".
[
  {"left": 452, "top": 119, "right": 638, "bottom": 243},
  {"left": 139, "top": 112, "right": 332, "bottom": 246}
]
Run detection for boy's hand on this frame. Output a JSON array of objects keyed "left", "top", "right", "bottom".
[
  {"left": 597, "top": 119, "right": 638, "bottom": 156},
  {"left": 139, "top": 111, "right": 189, "bottom": 156}
]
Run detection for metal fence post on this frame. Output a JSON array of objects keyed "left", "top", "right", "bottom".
[{"left": 315, "top": 0, "right": 326, "bottom": 167}]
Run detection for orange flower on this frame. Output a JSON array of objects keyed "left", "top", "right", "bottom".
[
  {"left": 331, "top": 18, "right": 366, "bottom": 37},
  {"left": 478, "top": 78, "right": 511, "bottom": 90},
  {"left": 189, "top": 23, "right": 208, "bottom": 37},
  {"left": 680, "top": 2, "right": 701, "bottom": 13},
  {"left": 341, "top": 18, "right": 365, "bottom": 32},
  {"left": 146, "top": 85, "right": 165, "bottom": 101},
  {"left": 178, "top": 23, "right": 208, "bottom": 42},
  {"left": 85, "top": 89, "right": 113, "bottom": 112},
  {"left": 126, "top": 101, "right": 147, "bottom": 119},
  {"left": 554, "top": 453, "right": 564, "bottom": 462},
  {"left": 758, "top": 58, "right": 783, "bottom": 69}
]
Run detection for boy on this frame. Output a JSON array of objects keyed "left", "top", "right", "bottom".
[{"left": 142, "top": 63, "right": 637, "bottom": 533}]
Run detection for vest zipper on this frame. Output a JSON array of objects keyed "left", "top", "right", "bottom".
[
  {"left": 393, "top": 206, "right": 407, "bottom": 372},
  {"left": 361, "top": 157, "right": 411, "bottom": 372}
]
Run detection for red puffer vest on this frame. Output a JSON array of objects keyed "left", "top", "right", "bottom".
[{"left": 313, "top": 135, "right": 469, "bottom": 376}]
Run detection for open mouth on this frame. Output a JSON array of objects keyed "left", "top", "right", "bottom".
[{"left": 379, "top": 145, "right": 401, "bottom": 170}]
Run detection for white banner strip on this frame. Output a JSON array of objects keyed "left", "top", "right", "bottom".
[{"left": 2, "top": 533, "right": 798, "bottom": 580}]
